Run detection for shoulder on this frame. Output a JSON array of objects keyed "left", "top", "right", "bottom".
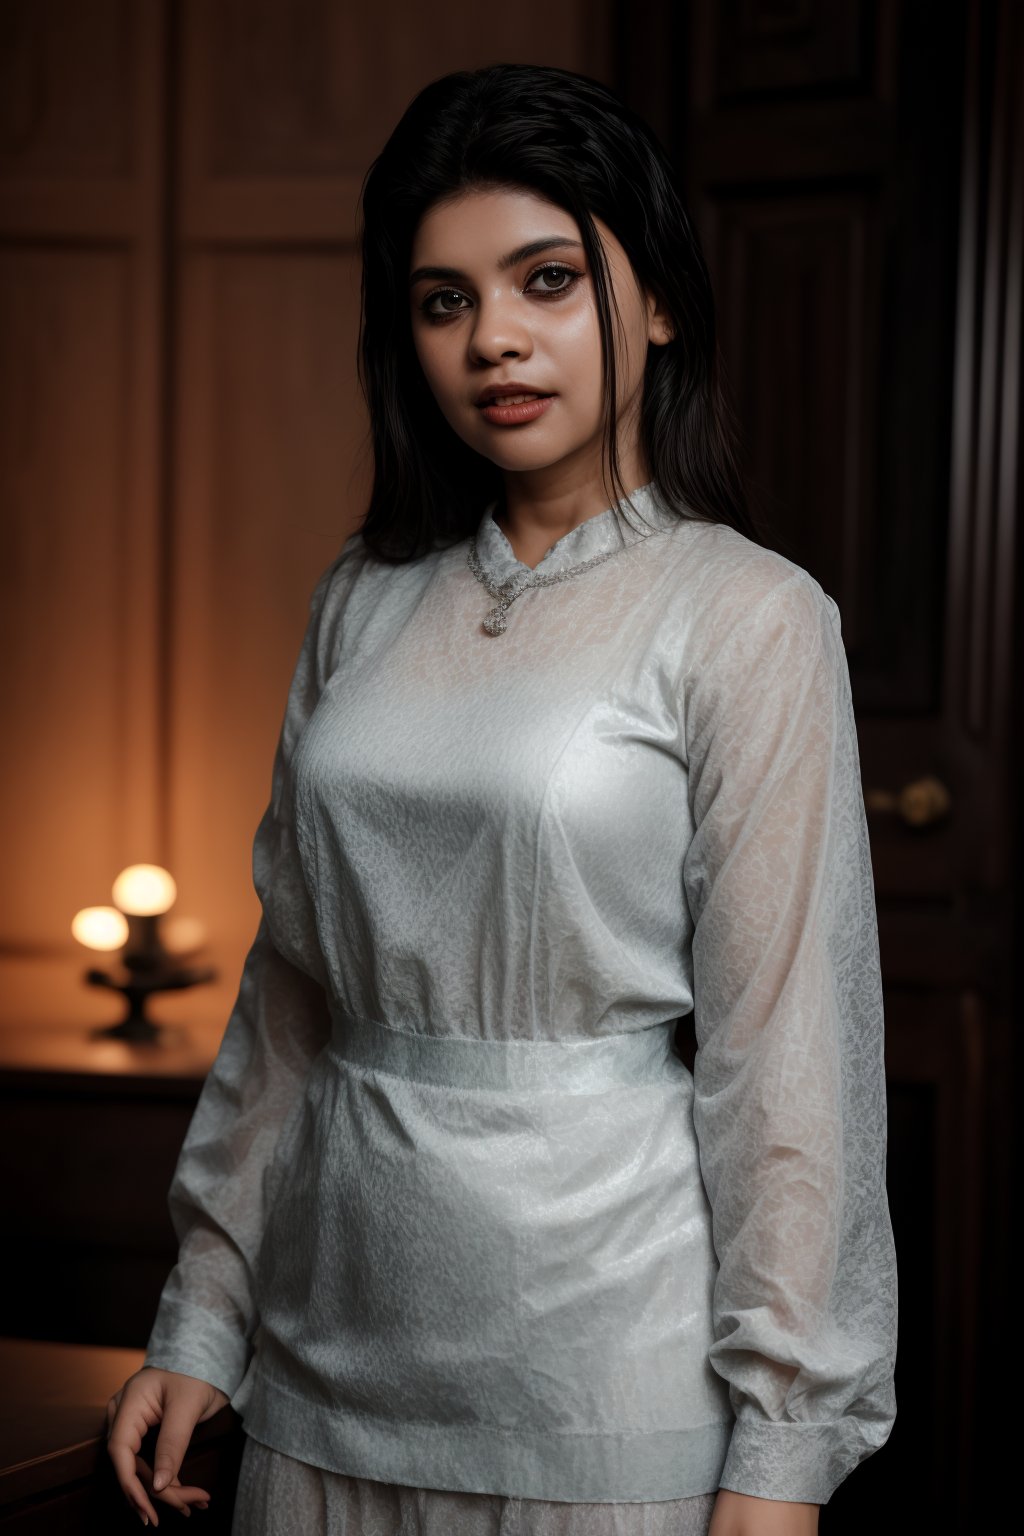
[
  {"left": 308, "top": 525, "right": 441, "bottom": 679},
  {"left": 294, "top": 529, "right": 374, "bottom": 689},
  {"left": 662, "top": 518, "right": 841, "bottom": 660},
  {"left": 316, "top": 526, "right": 441, "bottom": 610},
  {"left": 309, "top": 525, "right": 399, "bottom": 636},
  {"left": 313, "top": 527, "right": 371, "bottom": 609},
  {"left": 661, "top": 524, "right": 846, "bottom": 747}
]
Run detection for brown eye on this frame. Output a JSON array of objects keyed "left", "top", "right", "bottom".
[
  {"left": 418, "top": 264, "right": 583, "bottom": 325},
  {"left": 422, "top": 288, "right": 469, "bottom": 318},
  {"left": 525, "top": 264, "right": 582, "bottom": 296}
]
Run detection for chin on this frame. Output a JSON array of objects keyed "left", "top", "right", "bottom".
[
  {"left": 472, "top": 436, "right": 579, "bottom": 473},
  {"left": 484, "top": 444, "right": 552, "bottom": 465}
]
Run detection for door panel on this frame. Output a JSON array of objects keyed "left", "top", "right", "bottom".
[{"left": 616, "top": 1, "right": 1019, "bottom": 1526}]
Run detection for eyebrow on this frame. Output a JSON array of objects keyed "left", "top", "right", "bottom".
[{"left": 408, "top": 236, "right": 584, "bottom": 287}]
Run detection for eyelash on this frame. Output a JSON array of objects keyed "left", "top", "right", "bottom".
[{"left": 419, "top": 263, "right": 584, "bottom": 323}]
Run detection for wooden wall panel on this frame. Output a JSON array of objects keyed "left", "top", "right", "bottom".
[
  {"left": 179, "top": 0, "right": 613, "bottom": 239},
  {"left": 0, "top": 0, "right": 133, "bottom": 178},
  {"left": 0, "top": 254, "right": 129, "bottom": 945},
  {"left": 169, "top": 251, "right": 364, "bottom": 954},
  {"left": 0, "top": 0, "right": 165, "bottom": 957},
  {"left": 711, "top": 193, "right": 880, "bottom": 632},
  {"left": 711, "top": 0, "right": 872, "bottom": 100}
]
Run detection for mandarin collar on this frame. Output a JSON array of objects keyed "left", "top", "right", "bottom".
[{"left": 470, "top": 481, "right": 679, "bottom": 589}]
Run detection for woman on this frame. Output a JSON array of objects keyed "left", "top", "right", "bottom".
[{"left": 106, "top": 62, "right": 897, "bottom": 1536}]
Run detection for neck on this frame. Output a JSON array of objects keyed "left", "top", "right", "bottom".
[{"left": 495, "top": 464, "right": 653, "bottom": 571}]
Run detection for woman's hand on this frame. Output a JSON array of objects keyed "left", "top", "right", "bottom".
[
  {"left": 106, "top": 1366, "right": 229, "bottom": 1525},
  {"left": 709, "top": 1488, "right": 821, "bottom": 1535}
]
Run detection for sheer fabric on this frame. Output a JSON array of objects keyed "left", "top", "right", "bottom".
[
  {"left": 232, "top": 1435, "right": 720, "bottom": 1536},
  {"left": 143, "top": 481, "right": 897, "bottom": 1517}
]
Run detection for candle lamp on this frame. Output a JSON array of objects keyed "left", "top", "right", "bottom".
[{"left": 72, "top": 863, "right": 217, "bottom": 1042}]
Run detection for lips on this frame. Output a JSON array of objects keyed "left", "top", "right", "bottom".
[
  {"left": 475, "top": 383, "right": 554, "bottom": 407},
  {"left": 476, "top": 394, "right": 556, "bottom": 427}
]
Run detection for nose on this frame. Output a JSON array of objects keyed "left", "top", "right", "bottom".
[{"left": 469, "top": 290, "right": 533, "bottom": 364}]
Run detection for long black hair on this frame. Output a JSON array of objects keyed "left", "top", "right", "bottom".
[{"left": 355, "top": 62, "right": 765, "bottom": 563}]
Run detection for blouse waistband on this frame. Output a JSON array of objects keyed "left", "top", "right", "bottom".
[{"left": 325, "top": 1004, "right": 683, "bottom": 1093}]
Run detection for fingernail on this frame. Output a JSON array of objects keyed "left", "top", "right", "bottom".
[
  {"left": 139, "top": 1516, "right": 148, "bottom": 1527},
  {"left": 153, "top": 1472, "right": 167, "bottom": 1491}
]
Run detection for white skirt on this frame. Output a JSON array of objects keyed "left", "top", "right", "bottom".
[{"left": 230, "top": 1433, "right": 720, "bottom": 1536}]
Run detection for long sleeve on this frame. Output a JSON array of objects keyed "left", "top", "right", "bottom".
[
  {"left": 681, "top": 568, "right": 898, "bottom": 1505},
  {"left": 142, "top": 556, "right": 343, "bottom": 1402}
]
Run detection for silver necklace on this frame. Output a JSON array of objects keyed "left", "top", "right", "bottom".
[{"left": 466, "top": 531, "right": 632, "bottom": 636}]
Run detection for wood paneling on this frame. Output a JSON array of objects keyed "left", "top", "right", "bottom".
[
  {"left": 711, "top": 0, "right": 872, "bottom": 100},
  {"left": 0, "top": 0, "right": 133, "bottom": 179},
  {"left": 0, "top": 253, "right": 129, "bottom": 945},
  {"left": 178, "top": 0, "right": 613, "bottom": 241},
  {"left": 169, "top": 250, "right": 365, "bottom": 955},
  {"left": 711, "top": 193, "right": 880, "bottom": 621},
  {"left": 0, "top": 0, "right": 165, "bottom": 952}
]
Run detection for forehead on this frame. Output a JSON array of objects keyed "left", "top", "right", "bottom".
[{"left": 410, "top": 186, "right": 582, "bottom": 259}]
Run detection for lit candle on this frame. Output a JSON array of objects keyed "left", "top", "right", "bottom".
[
  {"left": 71, "top": 905, "right": 130, "bottom": 952},
  {"left": 111, "top": 863, "right": 178, "bottom": 971}
]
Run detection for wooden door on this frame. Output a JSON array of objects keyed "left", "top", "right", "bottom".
[{"left": 615, "top": 0, "right": 1021, "bottom": 1526}]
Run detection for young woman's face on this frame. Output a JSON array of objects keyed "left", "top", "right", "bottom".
[{"left": 408, "top": 185, "right": 672, "bottom": 484}]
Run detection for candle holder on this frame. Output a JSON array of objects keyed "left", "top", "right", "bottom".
[{"left": 72, "top": 864, "right": 217, "bottom": 1043}]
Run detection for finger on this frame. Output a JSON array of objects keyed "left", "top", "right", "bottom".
[
  {"left": 150, "top": 1390, "right": 201, "bottom": 1495},
  {"left": 139, "top": 1462, "right": 212, "bottom": 1515},
  {"left": 141, "top": 1465, "right": 192, "bottom": 1518},
  {"left": 107, "top": 1395, "right": 162, "bottom": 1525},
  {"left": 171, "top": 1486, "right": 211, "bottom": 1510}
]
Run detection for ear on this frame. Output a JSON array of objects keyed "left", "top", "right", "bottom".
[{"left": 645, "top": 285, "right": 676, "bottom": 346}]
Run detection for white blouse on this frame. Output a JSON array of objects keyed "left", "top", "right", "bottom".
[{"left": 142, "top": 481, "right": 898, "bottom": 1511}]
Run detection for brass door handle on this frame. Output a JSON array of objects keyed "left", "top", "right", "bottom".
[{"left": 863, "top": 774, "right": 952, "bottom": 827}]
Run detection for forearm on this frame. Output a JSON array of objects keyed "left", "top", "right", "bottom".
[{"left": 710, "top": 1489, "right": 819, "bottom": 1536}]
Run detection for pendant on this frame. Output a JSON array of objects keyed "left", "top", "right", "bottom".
[{"left": 483, "top": 604, "right": 508, "bottom": 635}]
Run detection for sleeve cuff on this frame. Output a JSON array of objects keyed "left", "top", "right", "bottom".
[
  {"left": 718, "top": 1413, "right": 892, "bottom": 1505},
  {"left": 142, "top": 1296, "right": 253, "bottom": 1403}
]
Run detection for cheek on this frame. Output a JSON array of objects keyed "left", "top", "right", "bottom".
[
  {"left": 409, "top": 330, "right": 478, "bottom": 442},
  {"left": 411, "top": 331, "right": 462, "bottom": 418},
  {"left": 551, "top": 308, "right": 605, "bottom": 413},
  {"left": 410, "top": 326, "right": 441, "bottom": 387},
  {"left": 558, "top": 305, "right": 602, "bottom": 355}
]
